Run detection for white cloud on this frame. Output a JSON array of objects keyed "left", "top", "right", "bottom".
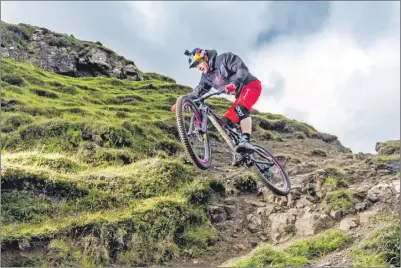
[
  {"left": 249, "top": 2, "right": 400, "bottom": 153},
  {"left": 1, "top": 1, "right": 399, "bottom": 153}
]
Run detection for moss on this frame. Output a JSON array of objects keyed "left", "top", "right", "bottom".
[
  {"left": 234, "top": 172, "right": 258, "bottom": 193},
  {"left": 324, "top": 176, "right": 349, "bottom": 190},
  {"left": 284, "top": 230, "right": 349, "bottom": 259},
  {"left": 2, "top": 73, "right": 26, "bottom": 86},
  {"left": 229, "top": 244, "right": 307, "bottom": 267},
  {"left": 1, "top": 112, "right": 34, "bottom": 132},
  {"left": 375, "top": 140, "right": 400, "bottom": 155},
  {"left": 325, "top": 189, "right": 355, "bottom": 213},
  {"left": 348, "top": 214, "right": 400, "bottom": 267},
  {"left": 229, "top": 230, "right": 349, "bottom": 267},
  {"left": 0, "top": 55, "right": 349, "bottom": 267},
  {"left": 376, "top": 154, "right": 400, "bottom": 162},
  {"left": 179, "top": 223, "right": 218, "bottom": 257},
  {"left": 294, "top": 131, "right": 307, "bottom": 139}
]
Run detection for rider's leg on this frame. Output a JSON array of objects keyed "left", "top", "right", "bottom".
[{"left": 232, "top": 80, "right": 262, "bottom": 153}]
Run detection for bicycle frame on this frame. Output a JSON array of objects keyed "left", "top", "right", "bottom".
[
  {"left": 191, "top": 90, "right": 241, "bottom": 153},
  {"left": 189, "top": 90, "right": 276, "bottom": 168}
]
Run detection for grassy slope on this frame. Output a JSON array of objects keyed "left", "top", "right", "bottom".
[
  {"left": 227, "top": 230, "right": 350, "bottom": 267},
  {"left": 1, "top": 51, "right": 343, "bottom": 266}
]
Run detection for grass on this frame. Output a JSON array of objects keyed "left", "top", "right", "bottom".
[
  {"left": 228, "top": 230, "right": 349, "bottom": 267},
  {"left": 375, "top": 140, "right": 400, "bottom": 155},
  {"left": 0, "top": 54, "right": 347, "bottom": 266},
  {"left": 376, "top": 154, "right": 400, "bottom": 162},
  {"left": 348, "top": 213, "right": 400, "bottom": 267},
  {"left": 0, "top": 57, "right": 227, "bottom": 267}
]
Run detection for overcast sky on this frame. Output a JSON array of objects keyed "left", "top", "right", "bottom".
[{"left": 2, "top": 1, "right": 400, "bottom": 153}]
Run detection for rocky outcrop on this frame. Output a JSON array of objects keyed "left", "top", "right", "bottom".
[
  {"left": 375, "top": 140, "right": 400, "bottom": 155},
  {"left": 1, "top": 22, "right": 140, "bottom": 80}
]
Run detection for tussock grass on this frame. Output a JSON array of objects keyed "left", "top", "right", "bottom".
[{"left": 228, "top": 230, "right": 349, "bottom": 267}]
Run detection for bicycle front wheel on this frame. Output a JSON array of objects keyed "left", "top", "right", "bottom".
[
  {"left": 175, "top": 95, "right": 212, "bottom": 170},
  {"left": 251, "top": 144, "right": 291, "bottom": 196}
]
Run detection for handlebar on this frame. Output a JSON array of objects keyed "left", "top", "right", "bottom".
[{"left": 192, "top": 89, "right": 226, "bottom": 103}]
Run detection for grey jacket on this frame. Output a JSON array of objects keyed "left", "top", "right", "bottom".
[{"left": 188, "top": 49, "right": 258, "bottom": 99}]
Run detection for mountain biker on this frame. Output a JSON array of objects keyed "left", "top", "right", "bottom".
[{"left": 171, "top": 48, "right": 262, "bottom": 154}]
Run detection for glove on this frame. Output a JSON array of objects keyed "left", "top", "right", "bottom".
[
  {"left": 171, "top": 104, "right": 176, "bottom": 112},
  {"left": 224, "top": 83, "right": 236, "bottom": 94}
]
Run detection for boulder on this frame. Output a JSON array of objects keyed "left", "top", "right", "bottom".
[
  {"left": 339, "top": 217, "right": 359, "bottom": 230},
  {"left": 295, "top": 209, "right": 334, "bottom": 236},
  {"left": 367, "top": 183, "right": 395, "bottom": 203}
]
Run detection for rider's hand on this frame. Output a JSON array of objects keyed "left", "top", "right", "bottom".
[
  {"left": 224, "top": 83, "right": 236, "bottom": 94},
  {"left": 171, "top": 104, "right": 176, "bottom": 112}
]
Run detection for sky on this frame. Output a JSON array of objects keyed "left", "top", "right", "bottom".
[{"left": 2, "top": 1, "right": 400, "bottom": 153}]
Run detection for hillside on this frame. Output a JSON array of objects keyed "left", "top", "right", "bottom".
[{"left": 1, "top": 21, "right": 400, "bottom": 267}]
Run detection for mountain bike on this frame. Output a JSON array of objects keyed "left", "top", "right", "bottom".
[{"left": 174, "top": 89, "right": 291, "bottom": 196}]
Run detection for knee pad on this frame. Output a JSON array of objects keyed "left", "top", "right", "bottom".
[{"left": 235, "top": 104, "right": 250, "bottom": 121}]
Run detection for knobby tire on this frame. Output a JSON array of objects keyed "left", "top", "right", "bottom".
[
  {"left": 251, "top": 144, "right": 291, "bottom": 196},
  {"left": 175, "top": 95, "right": 212, "bottom": 170}
]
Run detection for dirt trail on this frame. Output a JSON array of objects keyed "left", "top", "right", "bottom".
[{"left": 174, "top": 134, "right": 400, "bottom": 267}]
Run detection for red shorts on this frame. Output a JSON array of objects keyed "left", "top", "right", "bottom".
[{"left": 223, "top": 79, "right": 262, "bottom": 124}]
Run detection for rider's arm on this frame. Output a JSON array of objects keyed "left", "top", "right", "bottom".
[
  {"left": 223, "top": 52, "right": 251, "bottom": 90},
  {"left": 187, "top": 76, "right": 212, "bottom": 99}
]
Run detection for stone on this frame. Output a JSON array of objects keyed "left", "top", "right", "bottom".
[
  {"left": 367, "top": 183, "right": 394, "bottom": 203},
  {"left": 256, "top": 204, "right": 274, "bottom": 216},
  {"left": 247, "top": 214, "right": 263, "bottom": 233},
  {"left": 329, "top": 211, "right": 342, "bottom": 221},
  {"left": 209, "top": 205, "right": 227, "bottom": 223},
  {"left": 1, "top": 47, "right": 9, "bottom": 58},
  {"left": 349, "top": 183, "right": 372, "bottom": 200},
  {"left": 245, "top": 200, "right": 266, "bottom": 207},
  {"left": 224, "top": 205, "right": 237, "bottom": 220},
  {"left": 339, "top": 217, "right": 359, "bottom": 230},
  {"left": 359, "top": 211, "right": 377, "bottom": 225},
  {"left": 354, "top": 201, "right": 370, "bottom": 212},
  {"left": 267, "top": 211, "right": 297, "bottom": 242},
  {"left": 295, "top": 210, "right": 334, "bottom": 236}
]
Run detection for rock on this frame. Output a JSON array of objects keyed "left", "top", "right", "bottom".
[
  {"left": 375, "top": 140, "right": 400, "bottom": 155},
  {"left": 329, "top": 211, "right": 342, "bottom": 221},
  {"left": 1, "top": 47, "right": 9, "bottom": 58},
  {"left": 258, "top": 233, "right": 268, "bottom": 241},
  {"left": 354, "top": 152, "right": 368, "bottom": 160},
  {"left": 367, "top": 183, "right": 394, "bottom": 203},
  {"left": 18, "top": 239, "right": 31, "bottom": 251},
  {"left": 245, "top": 200, "right": 266, "bottom": 207},
  {"left": 312, "top": 149, "right": 327, "bottom": 157},
  {"left": 248, "top": 236, "right": 259, "bottom": 247},
  {"left": 349, "top": 183, "right": 372, "bottom": 200},
  {"left": 256, "top": 204, "right": 274, "bottom": 216},
  {"left": 275, "top": 196, "right": 288, "bottom": 207},
  {"left": 2, "top": 28, "right": 141, "bottom": 81},
  {"left": 247, "top": 215, "right": 262, "bottom": 233},
  {"left": 88, "top": 48, "right": 109, "bottom": 67},
  {"left": 354, "top": 201, "right": 370, "bottom": 212},
  {"left": 209, "top": 205, "right": 227, "bottom": 223},
  {"left": 267, "top": 211, "right": 297, "bottom": 242},
  {"left": 224, "top": 198, "right": 237, "bottom": 205},
  {"left": 295, "top": 210, "right": 334, "bottom": 236},
  {"left": 51, "top": 52, "right": 77, "bottom": 74},
  {"left": 224, "top": 205, "right": 237, "bottom": 220},
  {"left": 339, "top": 217, "right": 359, "bottom": 230},
  {"left": 295, "top": 197, "right": 313, "bottom": 209},
  {"left": 359, "top": 211, "right": 377, "bottom": 225},
  {"left": 225, "top": 185, "right": 240, "bottom": 196}
]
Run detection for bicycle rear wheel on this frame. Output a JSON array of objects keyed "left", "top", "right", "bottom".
[
  {"left": 175, "top": 95, "right": 212, "bottom": 170},
  {"left": 251, "top": 145, "right": 291, "bottom": 196}
]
